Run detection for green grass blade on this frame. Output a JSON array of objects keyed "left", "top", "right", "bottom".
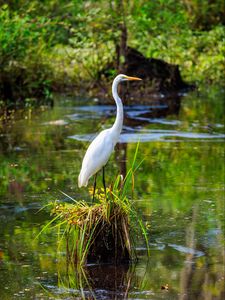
[{"left": 35, "top": 214, "right": 61, "bottom": 240}]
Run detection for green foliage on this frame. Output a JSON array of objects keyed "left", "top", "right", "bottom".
[
  {"left": 139, "top": 25, "right": 225, "bottom": 85},
  {"left": 0, "top": 4, "right": 55, "bottom": 108},
  {"left": 0, "top": 5, "right": 50, "bottom": 65},
  {"left": 54, "top": 0, "right": 224, "bottom": 86},
  {"left": 0, "top": 0, "right": 224, "bottom": 109},
  {"left": 181, "top": 0, "right": 225, "bottom": 30}
]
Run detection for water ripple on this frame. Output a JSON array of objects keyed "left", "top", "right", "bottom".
[
  {"left": 168, "top": 243, "right": 205, "bottom": 257},
  {"left": 69, "top": 130, "right": 225, "bottom": 143}
]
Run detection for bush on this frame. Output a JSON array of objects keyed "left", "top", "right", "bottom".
[
  {"left": 136, "top": 25, "right": 225, "bottom": 86},
  {"left": 0, "top": 4, "right": 54, "bottom": 108}
]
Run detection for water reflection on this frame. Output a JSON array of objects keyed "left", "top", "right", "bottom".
[
  {"left": 56, "top": 264, "right": 132, "bottom": 299},
  {"left": 0, "top": 87, "right": 224, "bottom": 299},
  {"left": 179, "top": 206, "right": 225, "bottom": 300}
]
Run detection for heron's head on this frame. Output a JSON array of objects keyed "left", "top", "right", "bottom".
[{"left": 116, "top": 74, "right": 142, "bottom": 82}]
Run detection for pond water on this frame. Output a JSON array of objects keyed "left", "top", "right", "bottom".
[{"left": 0, "top": 87, "right": 224, "bottom": 299}]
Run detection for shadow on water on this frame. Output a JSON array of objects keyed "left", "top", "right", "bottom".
[{"left": 0, "top": 87, "right": 224, "bottom": 299}]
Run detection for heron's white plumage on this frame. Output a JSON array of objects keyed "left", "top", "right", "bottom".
[
  {"left": 78, "top": 74, "right": 141, "bottom": 188},
  {"left": 78, "top": 128, "right": 117, "bottom": 187}
]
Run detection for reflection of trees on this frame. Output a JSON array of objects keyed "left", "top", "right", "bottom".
[
  {"left": 179, "top": 206, "right": 225, "bottom": 300},
  {"left": 115, "top": 142, "right": 127, "bottom": 179},
  {"left": 0, "top": 209, "right": 58, "bottom": 299},
  {"left": 179, "top": 205, "right": 199, "bottom": 299}
]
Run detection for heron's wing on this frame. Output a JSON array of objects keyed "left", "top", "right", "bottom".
[
  {"left": 78, "top": 129, "right": 115, "bottom": 187},
  {"left": 83, "top": 129, "right": 114, "bottom": 171}
]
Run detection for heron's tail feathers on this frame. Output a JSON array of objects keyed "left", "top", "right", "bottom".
[{"left": 78, "top": 170, "right": 89, "bottom": 188}]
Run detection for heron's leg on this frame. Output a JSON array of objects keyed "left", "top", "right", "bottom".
[
  {"left": 92, "top": 173, "right": 97, "bottom": 203},
  {"left": 102, "top": 166, "right": 107, "bottom": 198}
]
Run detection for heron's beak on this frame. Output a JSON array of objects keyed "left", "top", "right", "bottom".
[{"left": 125, "top": 76, "right": 142, "bottom": 81}]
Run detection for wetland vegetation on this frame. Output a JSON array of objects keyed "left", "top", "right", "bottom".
[{"left": 0, "top": 0, "right": 224, "bottom": 110}]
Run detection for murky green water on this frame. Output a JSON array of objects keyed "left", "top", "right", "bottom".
[{"left": 0, "top": 87, "right": 224, "bottom": 299}]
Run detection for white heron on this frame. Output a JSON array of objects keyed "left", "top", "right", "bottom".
[{"left": 78, "top": 74, "right": 142, "bottom": 197}]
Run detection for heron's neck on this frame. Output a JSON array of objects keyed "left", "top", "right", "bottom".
[{"left": 111, "top": 79, "right": 123, "bottom": 135}]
